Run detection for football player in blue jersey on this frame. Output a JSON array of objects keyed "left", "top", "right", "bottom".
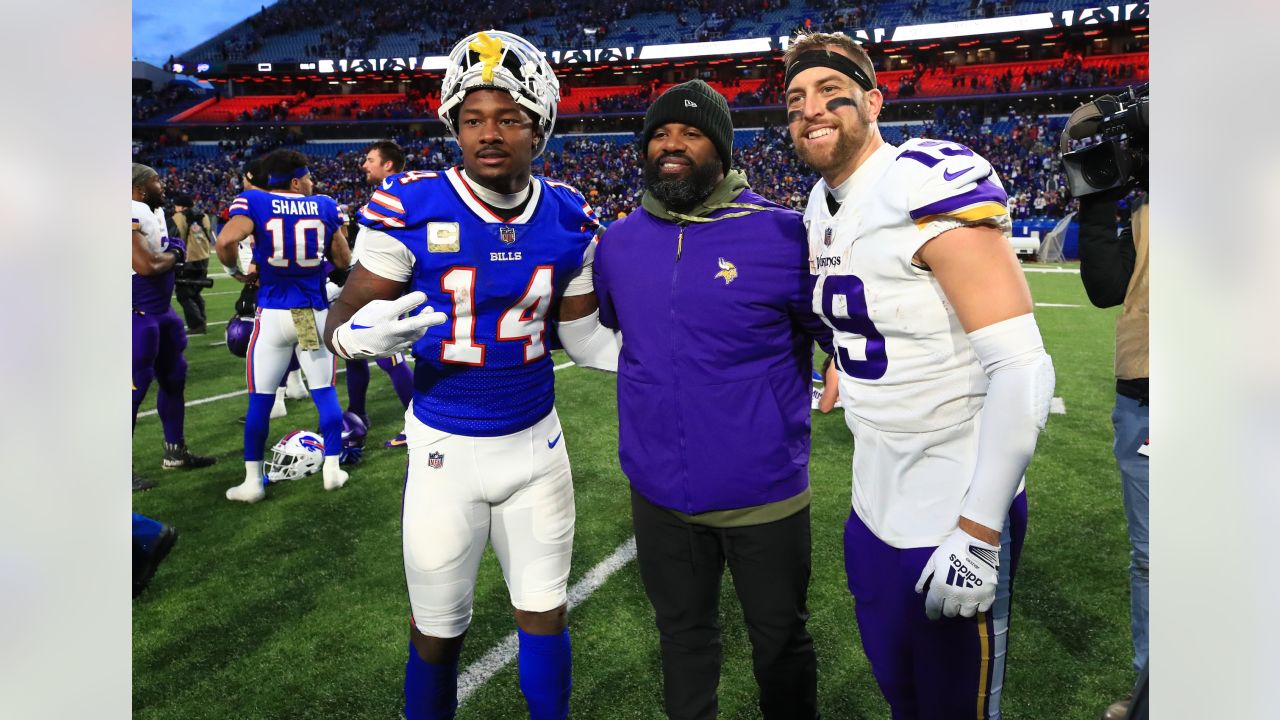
[
  {"left": 344, "top": 140, "right": 417, "bottom": 449},
  {"left": 323, "top": 30, "right": 618, "bottom": 720},
  {"left": 215, "top": 149, "right": 354, "bottom": 503},
  {"left": 132, "top": 163, "right": 217, "bottom": 491}
]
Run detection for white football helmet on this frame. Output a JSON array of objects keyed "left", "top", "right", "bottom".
[
  {"left": 438, "top": 30, "right": 560, "bottom": 158},
  {"left": 265, "top": 430, "right": 325, "bottom": 482}
]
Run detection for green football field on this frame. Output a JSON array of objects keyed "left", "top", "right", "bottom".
[{"left": 132, "top": 266, "right": 1133, "bottom": 719}]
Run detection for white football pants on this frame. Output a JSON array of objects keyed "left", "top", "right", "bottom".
[
  {"left": 246, "top": 307, "right": 337, "bottom": 392},
  {"left": 402, "top": 407, "right": 575, "bottom": 638}
]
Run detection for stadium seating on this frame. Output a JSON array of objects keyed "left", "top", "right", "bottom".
[{"left": 172, "top": 0, "right": 1108, "bottom": 64}]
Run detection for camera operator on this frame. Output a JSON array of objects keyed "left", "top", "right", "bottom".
[
  {"left": 1061, "top": 87, "right": 1148, "bottom": 720},
  {"left": 171, "top": 194, "right": 216, "bottom": 335}
]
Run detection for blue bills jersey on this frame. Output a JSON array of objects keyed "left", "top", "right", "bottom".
[
  {"left": 228, "top": 189, "right": 343, "bottom": 310},
  {"left": 357, "top": 167, "right": 598, "bottom": 436}
]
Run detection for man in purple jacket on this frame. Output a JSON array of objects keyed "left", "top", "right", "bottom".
[{"left": 593, "top": 79, "right": 831, "bottom": 720}]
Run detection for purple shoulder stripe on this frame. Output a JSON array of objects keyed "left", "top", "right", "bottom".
[{"left": 909, "top": 176, "right": 1008, "bottom": 220}]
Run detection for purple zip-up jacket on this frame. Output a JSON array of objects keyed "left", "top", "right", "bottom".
[{"left": 594, "top": 187, "right": 832, "bottom": 514}]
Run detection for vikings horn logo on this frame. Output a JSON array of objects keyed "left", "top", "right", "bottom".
[
  {"left": 469, "top": 32, "right": 505, "bottom": 83},
  {"left": 714, "top": 257, "right": 738, "bottom": 285}
]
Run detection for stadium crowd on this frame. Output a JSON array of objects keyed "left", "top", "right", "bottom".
[{"left": 139, "top": 108, "right": 1071, "bottom": 228}]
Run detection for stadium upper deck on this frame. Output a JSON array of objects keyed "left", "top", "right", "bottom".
[{"left": 170, "top": 0, "right": 1120, "bottom": 65}]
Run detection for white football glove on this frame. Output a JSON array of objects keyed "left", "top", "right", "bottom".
[
  {"left": 325, "top": 281, "right": 343, "bottom": 303},
  {"left": 331, "top": 291, "right": 447, "bottom": 361},
  {"left": 914, "top": 528, "right": 1001, "bottom": 620}
]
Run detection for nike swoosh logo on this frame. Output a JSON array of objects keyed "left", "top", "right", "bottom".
[
  {"left": 381, "top": 178, "right": 394, "bottom": 190},
  {"left": 942, "top": 167, "right": 972, "bottom": 181},
  {"left": 547, "top": 431, "right": 562, "bottom": 449}
]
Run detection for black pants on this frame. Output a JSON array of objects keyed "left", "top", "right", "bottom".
[
  {"left": 631, "top": 489, "right": 818, "bottom": 720},
  {"left": 175, "top": 259, "right": 208, "bottom": 331}
]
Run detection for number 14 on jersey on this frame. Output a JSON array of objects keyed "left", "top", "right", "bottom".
[{"left": 440, "top": 266, "right": 555, "bottom": 366}]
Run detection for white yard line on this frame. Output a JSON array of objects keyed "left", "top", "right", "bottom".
[
  {"left": 1050, "top": 397, "right": 1067, "bottom": 415},
  {"left": 1022, "top": 266, "right": 1080, "bottom": 274},
  {"left": 457, "top": 537, "right": 638, "bottom": 703},
  {"left": 1034, "top": 302, "right": 1083, "bottom": 308},
  {"left": 137, "top": 361, "right": 577, "bottom": 418}
]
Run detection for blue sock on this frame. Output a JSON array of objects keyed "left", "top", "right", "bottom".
[
  {"left": 404, "top": 641, "right": 458, "bottom": 720},
  {"left": 517, "top": 628, "right": 572, "bottom": 720},
  {"left": 310, "top": 386, "right": 344, "bottom": 459},
  {"left": 243, "top": 392, "right": 275, "bottom": 462}
]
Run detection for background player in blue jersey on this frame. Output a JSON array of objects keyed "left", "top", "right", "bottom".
[
  {"left": 344, "top": 140, "right": 417, "bottom": 448},
  {"left": 215, "top": 149, "right": 354, "bottom": 503},
  {"left": 132, "top": 163, "right": 217, "bottom": 491},
  {"left": 323, "top": 30, "right": 618, "bottom": 720}
]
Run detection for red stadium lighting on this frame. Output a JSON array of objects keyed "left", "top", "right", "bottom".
[{"left": 1000, "top": 36, "right": 1022, "bottom": 43}]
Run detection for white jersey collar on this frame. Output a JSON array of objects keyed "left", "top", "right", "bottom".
[
  {"left": 825, "top": 141, "right": 897, "bottom": 207},
  {"left": 445, "top": 166, "right": 542, "bottom": 224}
]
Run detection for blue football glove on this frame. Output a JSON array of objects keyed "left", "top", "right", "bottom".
[{"left": 163, "top": 236, "right": 187, "bottom": 264}]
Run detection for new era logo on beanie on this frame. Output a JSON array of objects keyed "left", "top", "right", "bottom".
[{"left": 642, "top": 79, "right": 734, "bottom": 173}]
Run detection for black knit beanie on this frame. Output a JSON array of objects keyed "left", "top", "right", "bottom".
[{"left": 641, "top": 79, "right": 734, "bottom": 173}]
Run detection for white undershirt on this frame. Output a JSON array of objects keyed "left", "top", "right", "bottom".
[{"left": 461, "top": 170, "right": 530, "bottom": 209}]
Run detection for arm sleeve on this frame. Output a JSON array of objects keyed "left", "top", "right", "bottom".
[
  {"left": 960, "top": 313, "right": 1056, "bottom": 531},
  {"left": 1077, "top": 196, "right": 1134, "bottom": 308},
  {"left": 355, "top": 228, "right": 415, "bottom": 282},
  {"left": 557, "top": 310, "right": 620, "bottom": 372}
]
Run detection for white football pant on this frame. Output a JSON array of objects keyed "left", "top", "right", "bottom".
[
  {"left": 246, "top": 307, "right": 338, "bottom": 392},
  {"left": 402, "top": 407, "right": 575, "bottom": 639}
]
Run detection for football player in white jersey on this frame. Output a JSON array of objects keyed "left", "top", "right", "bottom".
[
  {"left": 785, "top": 32, "right": 1055, "bottom": 719},
  {"left": 132, "top": 163, "right": 217, "bottom": 491},
  {"left": 323, "top": 30, "right": 616, "bottom": 720}
]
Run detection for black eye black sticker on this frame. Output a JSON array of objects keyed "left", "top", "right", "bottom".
[{"left": 826, "top": 97, "right": 856, "bottom": 112}]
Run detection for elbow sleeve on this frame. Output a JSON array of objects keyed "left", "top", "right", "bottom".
[
  {"left": 556, "top": 310, "right": 621, "bottom": 372},
  {"left": 960, "top": 313, "right": 1056, "bottom": 530}
]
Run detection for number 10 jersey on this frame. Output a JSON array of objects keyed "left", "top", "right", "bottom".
[
  {"left": 806, "top": 138, "right": 1012, "bottom": 435},
  {"left": 357, "top": 167, "right": 598, "bottom": 436}
]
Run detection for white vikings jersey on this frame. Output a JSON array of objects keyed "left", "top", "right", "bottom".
[
  {"left": 131, "top": 200, "right": 166, "bottom": 272},
  {"left": 132, "top": 200, "right": 176, "bottom": 314},
  {"left": 807, "top": 138, "right": 1015, "bottom": 547}
]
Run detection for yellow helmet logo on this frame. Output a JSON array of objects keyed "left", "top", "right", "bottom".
[{"left": 468, "top": 32, "right": 505, "bottom": 83}]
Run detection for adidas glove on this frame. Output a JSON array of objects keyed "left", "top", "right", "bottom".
[
  {"left": 330, "top": 291, "right": 447, "bottom": 361},
  {"left": 914, "top": 528, "right": 1001, "bottom": 620}
]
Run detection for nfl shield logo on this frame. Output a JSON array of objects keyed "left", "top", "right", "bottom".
[
  {"left": 428, "top": 451, "right": 444, "bottom": 469},
  {"left": 500, "top": 226, "right": 517, "bottom": 245},
  {"left": 823, "top": 227, "right": 834, "bottom": 247}
]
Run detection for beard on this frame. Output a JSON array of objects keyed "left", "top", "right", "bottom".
[
  {"left": 793, "top": 102, "right": 872, "bottom": 177},
  {"left": 644, "top": 153, "right": 722, "bottom": 213}
]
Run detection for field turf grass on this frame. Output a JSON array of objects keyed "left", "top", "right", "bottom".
[{"left": 133, "top": 266, "right": 1134, "bottom": 719}]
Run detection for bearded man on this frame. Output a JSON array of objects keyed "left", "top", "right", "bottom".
[{"left": 592, "top": 79, "right": 833, "bottom": 720}]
